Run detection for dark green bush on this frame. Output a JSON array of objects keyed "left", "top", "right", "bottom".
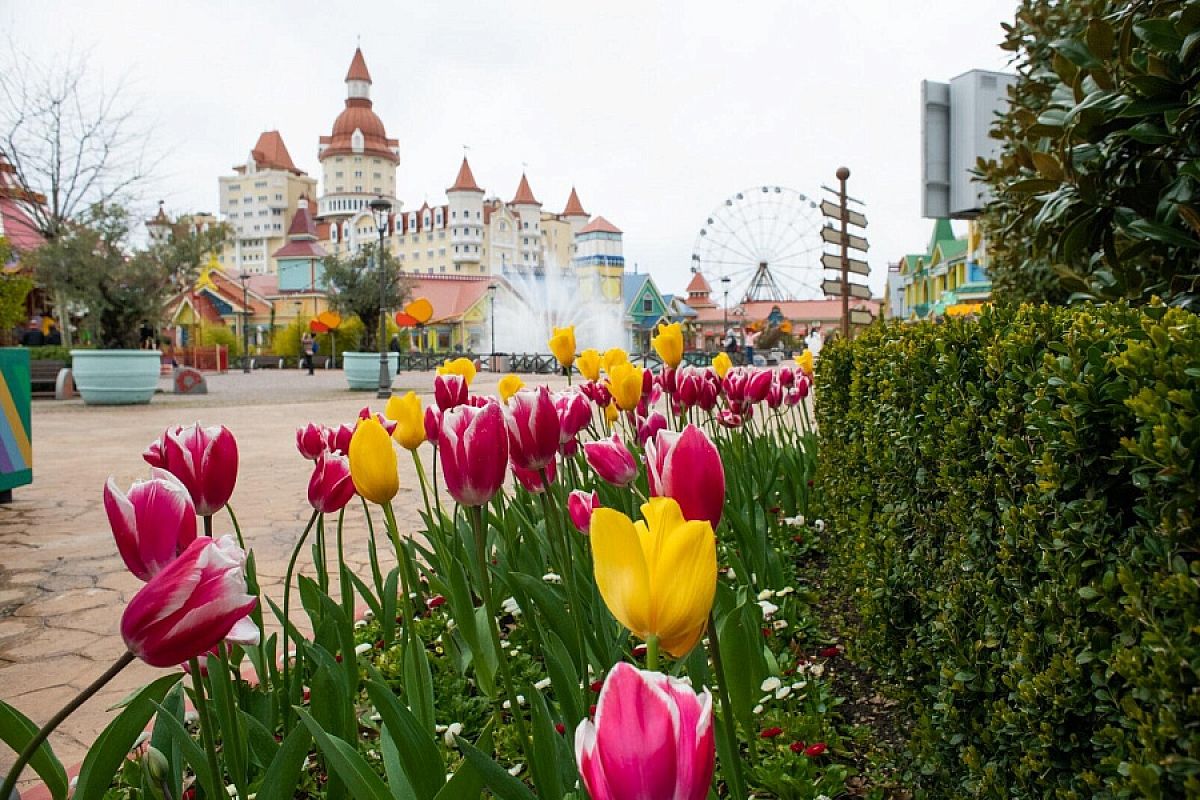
[{"left": 816, "top": 303, "right": 1199, "bottom": 798}]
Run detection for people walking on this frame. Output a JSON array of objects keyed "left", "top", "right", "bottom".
[{"left": 301, "top": 332, "right": 315, "bottom": 375}]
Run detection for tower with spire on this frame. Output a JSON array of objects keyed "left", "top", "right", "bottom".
[{"left": 447, "top": 157, "right": 485, "bottom": 270}]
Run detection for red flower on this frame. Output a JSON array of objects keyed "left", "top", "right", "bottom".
[
  {"left": 555, "top": 723, "right": 566, "bottom": 735},
  {"left": 590, "top": 680, "right": 604, "bottom": 693},
  {"left": 789, "top": 741, "right": 805, "bottom": 753},
  {"left": 762, "top": 627, "right": 772, "bottom": 637},
  {"left": 760, "top": 727, "right": 784, "bottom": 739},
  {"left": 819, "top": 646, "right": 840, "bottom": 658},
  {"left": 804, "top": 742, "right": 827, "bottom": 757},
  {"left": 589, "top": 704, "right": 598, "bottom": 716},
  {"left": 427, "top": 594, "right": 447, "bottom": 610}
]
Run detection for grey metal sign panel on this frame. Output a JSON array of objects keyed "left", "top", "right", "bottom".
[
  {"left": 820, "top": 252, "right": 869, "bottom": 276},
  {"left": 820, "top": 226, "right": 869, "bottom": 252},
  {"left": 850, "top": 309, "right": 875, "bottom": 326},
  {"left": 819, "top": 200, "right": 867, "bottom": 228},
  {"left": 822, "top": 279, "right": 873, "bottom": 300}
]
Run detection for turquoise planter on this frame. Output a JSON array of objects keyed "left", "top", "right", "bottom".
[
  {"left": 70, "top": 350, "right": 162, "bottom": 405},
  {"left": 343, "top": 351, "right": 399, "bottom": 391}
]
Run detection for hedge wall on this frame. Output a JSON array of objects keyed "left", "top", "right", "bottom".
[{"left": 816, "top": 304, "right": 1198, "bottom": 798}]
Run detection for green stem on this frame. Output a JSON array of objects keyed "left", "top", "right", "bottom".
[
  {"left": 315, "top": 515, "right": 329, "bottom": 594},
  {"left": 281, "top": 510, "right": 321, "bottom": 732},
  {"left": 411, "top": 449, "right": 434, "bottom": 524},
  {"left": 537, "top": 479, "right": 590, "bottom": 687},
  {"left": 0, "top": 652, "right": 136, "bottom": 800},
  {"left": 706, "top": 610, "right": 747, "bottom": 800},
  {"left": 381, "top": 502, "right": 416, "bottom": 623},
  {"left": 468, "top": 504, "right": 532, "bottom": 765},
  {"left": 335, "top": 507, "right": 352, "bottom": 613},
  {"left": 203, "top": 514, "right": 213, "bottom": 538},
  {"left": 188, "top": 657, "right": 224, "bottom": 796},
  {"left": 225, "top": 505, "right": 246, "bottom": 550},
  {"left": 361, "top": 497, "right": 385, "bottom": 603},
  {"left": 646, "top": 635, "right": 660, "bottom": 672}
]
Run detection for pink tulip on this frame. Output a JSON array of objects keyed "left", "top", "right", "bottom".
[
  {"left": 583, "top": 434, "right": 638, "bottom": 487},
  {"left": 722, "top": 368, "right": 748, "bottom": 405},
  {"left": 434, "top": 373, "right": 469, "bottom": 411},
  {"left": 424, "top": 406, "right": 443, "bottom": 443},
  {"left": 658, "top": 366, "right": 678, "bottom": 395},
  {"left": 568, "top": 490, "right": 599, "bottom": 534},
  {"left": 795, "top": 375, "right": 811, "bottom": 399},
  {"left": 637, "top": 412, "right": 668, "bottom": 446},
  {"left": 359, "top": 407, "right": 397, "bottom": 436},
  {"left": 718, "top": 409, "right": 744, "bottom": 428},
  {"left": 512, "top": 456, "right": 556, "bottom": 494},
  {"left": 307, "top": 452, "right": 357, "bottom": 513},
  {"left": 555, "top": 390, "right": 591, "bottom": 445},
  {"left": 746, "top": 369, "right": 773, "bottom": 404},
  {"left": 504, "top": 386, "right": 560, "bottom": 471},
  {"left": 328, "top": 423, "right": 355, "bottom": 455},
  {"left": 121, "top": 535, "right": 258, "bottom": 668},
  {"left": 147, "top": 424, "right": 239, "bottom": 517},
  {"left": 103, "top": 469, "right": 197, "bottom": 582},
  {"left": 439, "top": 403, "right": 509, "bottom": 507},
  {"left": 296, "top": 423, "right": 330, "bottom": 460},
  {"left": 676, "top": 368, "right": 701, "bottom": 407},
  {"left": 778, "top": 366, "right": 796, "bottom": 388},
  {"left": 697, "top": 379, "right": 719, "bottom": 412},
  {"left": 785, "top": 387, "right": 803, "bottom": 407},
  {"left": 646, "top": 425, "right": 725, "bottom": 529},
  {"left": 766, "top": 381, "right": 784, "bottom": 410},
  {"left": 575, "top": 662, "right": 714, "bottom": 800}
]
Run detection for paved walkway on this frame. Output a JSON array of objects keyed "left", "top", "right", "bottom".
[{"left": 0, "top": 367, "right": 562, "bottom": 783}]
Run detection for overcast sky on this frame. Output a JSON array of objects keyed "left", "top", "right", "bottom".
[{"left": 5, "top": 0, "right": 1016, "bottom": 298}]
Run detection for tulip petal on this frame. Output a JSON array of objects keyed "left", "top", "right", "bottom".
[
  {"left": 661, "top": 678, "right": 715, "bottom": 800},
  {"left": 590, "top": 508, "right": 652, "bottom": 640},
  {"left": 594, "top": 663, "right": 678, "bottom": 800},
  {"left": 574, "top": 720, "right": 614, "bottom": 800},
  {"left": 649, "top": 518, "right": 717, "bottom": 658},
  {"left": 349, "top": 418, "right": 399, "bottom": 505}
]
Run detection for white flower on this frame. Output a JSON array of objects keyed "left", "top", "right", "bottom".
[
  {"left": 435, "top": 724, "right": 448, "bottom": 733},
  {"left": 362, "top": 609, "right": 376, "bottom": 622},
  {"left": 773, "top": 620, "right": 789, "bottom": 631},
  {"left": 756, "top": 589, "right": 775, "bottom": 601},
  {"left": 810, "top": 663, "right": 825, "bottom": 678},
  {"left": 777, "top": 586, "right": 794, "bottom": 596},
  {"left": 757, "top": 600, "right": 779, "bottom": 618},
  {"left": 726, "top": 567, "right": 737, "bottom": 580},
  {"left": 354, "top": 642, "right": 373, "bottom": 656},
  {"left": 775, "top": 685, "right": 792, "bottom": 700},
  {"left": 783, "top": 514, "right": 805, "bottom": 527},
  {"left": 501, "top": 597, "right": 522, "bottom": 616},
  {"left": 502, "top": 695, "right": 527, "bottom": 709},
  {"left": 354, "top": 620, "right": 367, "bottom": 630},
  {"left": 752, "top": 704, "right": 764, "bottom": 715},
  {"left": 543, "top": 572, "right": 563, "bottom": 584},
  {"left": 792, "top": 680, "right": 808, "bottom": 690},
  {"left": 534, "top": 677, "right": 552, "bottom": 690},
  {"left": 813, "top": 519, "right": 826, "bottom": 532},
  {"left": 508, "top": 763, "right": 525, "bottom": 777},
  {"left": 760, "top": 676, "right": 782, "bottom": 693},
  {"left": 500, "top": 639, "right": 511, "bottom": 649},
  {"left": 443, "top": 722, "right": 463, "bottom": 747}
]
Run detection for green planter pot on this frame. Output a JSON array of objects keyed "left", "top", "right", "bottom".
[
  {"left": 70, "top": 350, "right": 162, "bottom": 405},
  {"left": 343, "top": 351, "right": 399, "bottom": 391}
]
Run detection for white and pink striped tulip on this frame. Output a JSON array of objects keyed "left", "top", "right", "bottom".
[
  {"left": 439, "top": 402, "right": 509, "bottom": 507},
  {"left": 504, "top": 386, "right": 560, "bottom": 472},
  {"left": 103, "top": 469, "right": 197, "bottom": 582},
  {"left": 583, "top": 434, "right": 638, "bottom": 488}
]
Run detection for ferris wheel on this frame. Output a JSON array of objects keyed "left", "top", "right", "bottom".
[{"left": 690, "top": 186, "right": 826, "bottom": 303}]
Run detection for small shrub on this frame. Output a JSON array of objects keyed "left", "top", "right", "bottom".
[{"left": 816, "top": 303, "right": 1200, "bottom": 798}]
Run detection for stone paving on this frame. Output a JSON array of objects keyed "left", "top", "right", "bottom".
[{"left": 0, "top": 367, "right": 565, "bottom": 785}]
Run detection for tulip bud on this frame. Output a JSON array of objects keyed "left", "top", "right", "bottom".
[
  {"left": 103, "top": 469, "right": 197, "bottom": 582},
  {"left": 434, "top": 373, "right": 469, "bottom": 411},
  {"left": 583, "top": 434, "right": 638, "bottom": 487},
  {"left": 607, "top": 363, "right": 643, "bottom": 412},
  {"left": 439, "top": 403, "right": 509, "bottom": 507},
  {"left": 567, "top": 490, "right": 599, "bottom": 534},
  {"left": 766, "top": 381, "right": 784, "bottom": 409},
  {"left": 718, "top": 409, "right": 744, "bottom": 428},
  {"left": 548, "top": 326, "right": 576, "bottom": 369},
  {"left": 504, "top": 386, "right": 561, "bottom": 472},
  {"left": 512, "top": 457, "right": 556, "bottom": 494},
  {"left": 711, "top": 351, "right": 733, "bottom": 379},
  {"left": 575, "top": 663, "right": 714, "bottom": 800},
  {"left": 424, "top": 405, "right": 443, "bottom": 443},
  {"left": 121, "top": 536, "right": 258, "bottom": 667},
  {"left": 498, "top": 374, "right": 525, "bottom": 404},
  {"left": 150, "top": 424, "right": 239, "bottom": 517},
  {"left": 646, "top": 425, "right": 725, "bottom": 529},
  {"left": 795, "top": 375, "right": 811, "bottom": 399},
  {"left": 651, "top": 322, "right": 684, "bottom": 369},
  {"left": 637, "top": 412, "right": 668, "bottom": 447},
  {"left": 296, "top": 423, "right": 330, "bottom": 460},
  {"left": 385, "top": 391, "right": 426, "bottom": 451},
  {"left": 349, "top": 417, "right": 399, "bottom": 505},
  {"left": 745, "top": 369, "right": 773, "bottom": 404},
  {"left": 778, "top": 366, "right": 796, "bottom": 387},
  {"left": 308, "top": 451, "right": 357, "bottom": 513},
  {"left": 359, "top": 406, "right": 398, "bottom": 436},
  {"left": 554, "top": 390, "right": 591, "bottom": 445},
  {"left": 576, "top": 348, "right": 602, "bottom": 382},
  {"left": 328, "top": 423, "right": 355, "bottom": 455}
]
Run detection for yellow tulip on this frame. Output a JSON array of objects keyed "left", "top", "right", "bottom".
[
  {"left": 385, "top": 391, "right": 425, "bottom": 451},
  {"left": 577, "top": 348, "right": 602, "bottom": 382},
  {"left": 652, "top": 322, "right": 684, "bottom": 369},
  {"left": 437, "top": 357, "right": 477, "bottom": 386},
  {"left": 607, "top": 362, "right": 643, "bottom": 411},
  {"left": 601, "top": 347, "right": 629, "bottom": 376},
  {"left": 712, "top": 351, "right": 733, "bottom": 379},
  {"left": 604, "top": 402, "right": 620, "bottom": 425},
  {"left": 548, "top": 326, "right": 576, "bottom": 368},
  {"left": 590, "top": 498, "right": 717, "bottom": 658},
  {"left": 498, "top": 374, "right": 525, "bottom": 404},
  {"left": 349, "top": 417, "right": 399, "bottom": 504},
  {"left": 794, "top": 350, "right": 814, "bottom": 377}
]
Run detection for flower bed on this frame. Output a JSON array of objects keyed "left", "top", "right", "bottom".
[{"left": 2, "top": 329, "right": 857, "bottom": 799}]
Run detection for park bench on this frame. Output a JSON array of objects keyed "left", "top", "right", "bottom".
[
  {"left": 30, "top": 359, "right": 67, "bottom": 398},
  {"left": 250, "top": 353, "right": 284, "bottom": 369}
]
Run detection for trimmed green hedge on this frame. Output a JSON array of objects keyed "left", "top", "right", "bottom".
[{"left": 816, "top": 304, "right": 1199, "bottom": 798}]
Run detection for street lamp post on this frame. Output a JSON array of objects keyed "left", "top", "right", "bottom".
[
  {"left": 238, "top": 272, "right": 250, "bottom": 374},
  {"left": 720, "top": 275, "right": 731, "bottom": 353},
  {"left": 369, "top": 196, "right": 393, "bottom": 400},
  {"left": 488, "top": 282, "right": 497, "bottom": 370}
]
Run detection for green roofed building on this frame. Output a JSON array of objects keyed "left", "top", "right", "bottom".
[{"left": 887, "top": 219, "right": 992, "bottom": 320}]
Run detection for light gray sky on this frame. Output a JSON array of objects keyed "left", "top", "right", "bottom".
[{"left": 5, "top": 0, "right": 1015, "bottom": 297}]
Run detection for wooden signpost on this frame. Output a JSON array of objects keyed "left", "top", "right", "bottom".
[{"left": 821, "top": 167, "right": 871, "bottom": 339}]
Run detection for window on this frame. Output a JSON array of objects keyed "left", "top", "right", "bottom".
[
  {"left": 643, "top": 298, "right": 653, "bottom": 313},
  {"left": 355, "top": 185, "right": 362, "bottom": 192},
  {"left": 336, "top": 157, "right": 344, "bottom": 162},
  {"left": 257, "top": 195, "right": 268, "bottom": 202},
  {"left": 451, "top": 211, "right": 457, "bottom": 219},
  {"left": 354, "top": 170, "right": 362, "bottom": 178},
  {"left": 335, "top": 171, "right": 343, "bottom": 178},
  {"left": 373, "top": 172, "right": 381, "bottom": 179},
  {"left": 438, "top": 248, "right": 445, "bottom": 256},
  {"left": 228, "top": 184, "right": 241, "bottom": 192},
  {"left": 275, "top": 193, "right": 283, "bottom": 200},
  {"left": 372, "top": 158, "right": 381, "bottom": 165},
  {"left": 254, "top": 180, "right": 267, "bottom": 188}
]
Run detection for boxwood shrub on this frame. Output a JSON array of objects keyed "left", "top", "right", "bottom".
[{"left": 816, "top": 303, "right": 1198, "bottom": 798}]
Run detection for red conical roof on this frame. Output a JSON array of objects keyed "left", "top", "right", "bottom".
[
  {"left": 579, "top": 216, "right": 621, "bottom": 234},
  {"left": 249, "top": 131, "right": 302, "bottom": 174},
  {"left": 448, "top": 157, "right": 483, "bottom": 193},
  {"left": 511, "top": 173, "right": 540, "bottom": 206},
  {"left": 686, "top": 271, "right": 713, "bottom": 294},
  {"left": 346, "top": 47, "right": 372, "bottom": 83},
  {"left": 562, "top": 187, "right": 587, "bottom": 217},
  {"left": 286, "top": 205, "right": 318, "bottom": 239}
]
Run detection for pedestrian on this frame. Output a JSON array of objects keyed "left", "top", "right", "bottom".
[
  {"left": 744, "top": 329, "right": 759, "bottom": 367},
  {"left": 20, "top": 320, "right": 44, "bottom": 347},
  {"left": 301, "top": 332, "right": 315, "bottom": 375}
]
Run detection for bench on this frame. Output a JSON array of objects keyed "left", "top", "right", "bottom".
[
  {"left": 250, "top": 353, "right": 284, "bottom": 369},
  {"left": 30, "top": 359, "right": 66, "bottom": 398}
]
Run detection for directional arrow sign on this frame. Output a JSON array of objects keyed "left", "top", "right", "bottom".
[
  {"left": 850, "top": 309, "right": 875, "bottom": 326},
  {"left": 820, "top": 226, "right": 869, "bottom": 252},
  {"left": 821, "top": 252, "right": 869, "bottom": 276},
  {"left": 820, "top": 200, "right": 868, "bottom": 228},
  {"left": 823, "top": 279, "right": 873, "bottom": 300}
]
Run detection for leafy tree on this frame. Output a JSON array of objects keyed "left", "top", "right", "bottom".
[
  {"left": 322, "top": 244, "right": 411, "bottom": 352},
  {"left": 0, "top": 237, "right": 33, "bottom": 344},
  {"left": 21, "top": 204, "right": 227, "bottom": 348},
  {"left": 980, "top": 0, "right": 1200, "bottom": 307}
]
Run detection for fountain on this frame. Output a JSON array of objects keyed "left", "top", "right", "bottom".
[{"left": 490, "top": 266, "right": 626, "bottom": 354}]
